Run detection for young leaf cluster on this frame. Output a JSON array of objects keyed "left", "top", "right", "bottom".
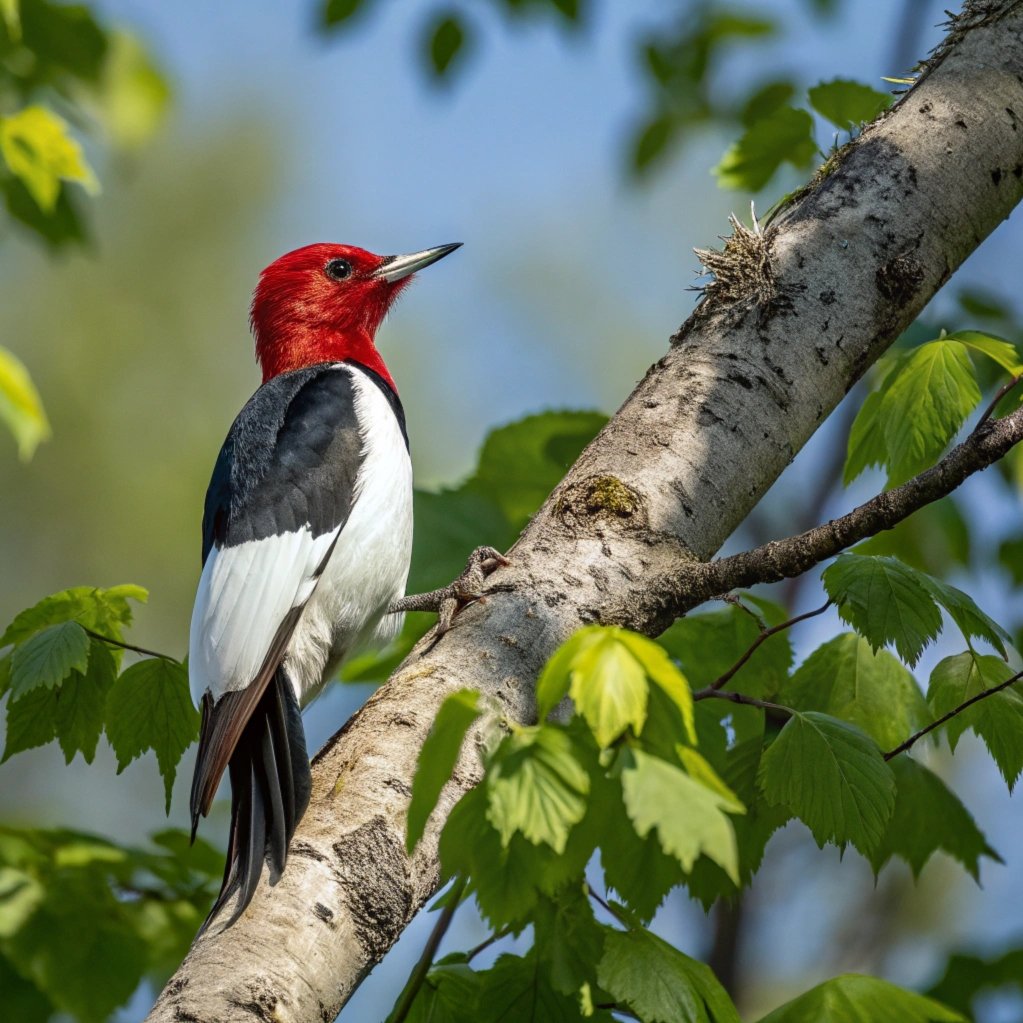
[
  {"left": 0, "top": 824, "right": 221, "bottom": 1023},
  {"left": 0, "top": 586, "right": 197, "bottom": 811}
]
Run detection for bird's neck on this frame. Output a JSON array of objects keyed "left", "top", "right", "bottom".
[{"left": 258, "top": 327, "right": 397, "bottom": 393}]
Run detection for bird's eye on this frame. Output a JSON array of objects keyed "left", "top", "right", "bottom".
[{"left": 325, "top": 258, "right": 353, "bottom": 281}]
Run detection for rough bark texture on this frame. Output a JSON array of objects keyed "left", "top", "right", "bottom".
[{"left": 147, "top": 4, "right": 1023, "bottom": 1021}]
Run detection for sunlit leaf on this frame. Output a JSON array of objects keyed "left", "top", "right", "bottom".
[
  {"left": 99, "top": 32, "right": 171, "bottom": 149},
  {"left": 714, "top": 106, "right": 815, "bottom": 192},
  {"left": 9, "top": 621, "right": 89, "bottom": 699},
  {"left": 0, "top": 345, "right": 50, "bottom": 460}
]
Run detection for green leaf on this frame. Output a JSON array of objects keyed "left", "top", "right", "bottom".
[
  {"left": 714, "top": 105, "right": 816, "bottom": 192},
  {"left": 916, "top": 574, "right": 1011, "bottom": 658},
  {"left": 0, "top": 866, "right": 44, "bottom": 937},
  {"left": 467, "top": 411, "right": 607, "bottom": 531},
  {"left": 878, "top": 340, "right": 981, "bottom": 484},
  {"left": 104, "top": 658, "right": 199, "bottom": 812},
  {"left": 53, "top": 642, "right": 116, "bottom": 764},
  {"left": 658, "top": 596, "right": 792, "bottom": 699},
  {"left": 946, "top": 329, "right": 1023, "bottom": 375},
  {"left": 758, "top": 712, "right": 894, "bottom": 855},
  {"left": 407, "top": 689, "right": 482, "bottom": 852},
  {"left": 534, "top": 890, "right": 608, "bottom": 999},
  {"left": 99, "top": 32, "right": 171, "bottom": 150},
  {"left": 0, "top": 956, "right": 51, "bottom": 1023},
  {"left": 844, "top": 389, "right": 885, "bottom": 484},
  {"left": 321, "top": 0, "right": 368, "bottom": 27},
  {"left": 927, "top": 947, "right": 1023, "bottom": 1015},
  {"left": 927, "top": 652, "right": 1023, "bottom": 789},
  {"left": 782, "top": 633, "right": 930, "bottom": 748},
  {"left": 597, "top": 926, "right": 740, "bottom": 1023},
  {"left": 754, "top": 974, "right": 964, "bottom": 1023},
  {"left": 741, "top": 80, "right": 796, "bottom": 126},
  {"left": 486, "top": 726, "right": 589, "bottom": 853},
  {"left": 9, "top": 621, "right": 89, "bottom": 698},
  {"left": 808, "top": 78, "right": 891, "bottom": 130},
  {"left": 823, "top": 554, "right": 942, "bottom": 666},
  {"left": 426, "top": 14, "right": 469, "bottom": 79},
  {"left": 570, "top": 630, "right": 648, "bottom": 747},
  {"left": 0, "top": 106, "right": 99, "bottom": 213},
  {"left": 2, "top": 685, "right": 57, "bottom": 761},
  {"left": 472, "top": 952, "right": 593, "bottom": 1022},
  {"left": 618, "top": 630, "right": 695, "bottom": 743},
  {"left": 0, "top": 0, "right": 20, "bottom": 39},
  {"left": 870, "top": 757, "right": 999, "bottom": 879},
  {"left": 1, "top": 584, "right": 147, "bottom": 647},
  {"left": 620, "top": 748, "right": 744, "bottom": 883},
  {"left": 631, "top": 113, "right": 677, "bottom": 173},
  {"left": 855, "top": 497, "right": 970, "bottom": 575},
  {"left": 0, "top": 346, "right": 49, "bottom": 460},
  {"left": 388, "top": 962, "right": 480, "bottom": 1023}
]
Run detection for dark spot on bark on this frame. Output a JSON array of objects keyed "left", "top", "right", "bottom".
[
  {"left": 876, "top": 252, "right": 924, "bottom": 307},
  {"left": 332, "top": 819, "right": 412, "bottom": 961},
  {"left": 729, "top": 372, "right": 754, "bottom": 390},
  {"left": 173, "top": 1010, "right": 202, "bottom": 1023},
  {"left": 1014, "top": 164, "right": 1023, "bottom": 180},
  {"left": 228, "top": 980, "right": 280, "bottom": 1023},
  {"left": 992, "top": 167, "right": 1003, "bottom": 186},
  {"left": 1008, "top": 107, "right": 1019, "bottom": 130},
  {"left": 955, "top": 119, "right": 968, "bottom": 130},
  {"left": 383, "top": 777, "right": 413, "bottom": 797},
  {"left": 815, "top": 347, "right": 829, "bottom": 366},
  {"left": 167, "top": 977, "right": 188, "bottom": 996},
  {"left": 697, "top": 405, "right": 725, "bottom": 428},
  {"left": 919, "top": 101, "right": 932, "bottom": 114},
  {"left": 313, "top": 902, "right": 336, "bottom": 928},
  {"left": 907, "top": 164, "right": 918, "bottom": 188},
  {"left": 819, "top": 289, "right": 836, "bottom": 305}
]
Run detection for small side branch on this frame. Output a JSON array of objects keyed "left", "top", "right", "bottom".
[
  {"left": 684, "top": 405, "right": 1023, "bottom": 605},
  {"left": 884, "top": 668, "right": 1023, "bottom": 761},
  {"left": 83, "top": 628, "right": 178, "bottom": 663}
]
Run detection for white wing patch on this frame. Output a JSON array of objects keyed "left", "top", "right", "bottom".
[{"left": 188, "top": 524, "right": 337, "bottom": 706}]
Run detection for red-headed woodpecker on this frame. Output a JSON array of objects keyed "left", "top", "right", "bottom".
[{"left": 188, "top": 241, "right": 461, "bottom": 926}]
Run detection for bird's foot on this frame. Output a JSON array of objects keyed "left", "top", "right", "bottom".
[{"left": 389, "top": 546, "right": 510, "bottom": 637}]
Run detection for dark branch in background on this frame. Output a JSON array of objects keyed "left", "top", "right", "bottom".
[
  {"left": 683, "top": 405, "right": 1023, "bottom": 606},
  {"left": 83, "top": 628, "right": 177, "bottom": 663},
  {"left": 883, "top": 668, "right": 1023, "bottom": 760},
  {"left": 699, "top": 600, "right": 832, "bottom": 695},
  {"left": 388, "top": 877, "right": 467, "bottom": 1023}
]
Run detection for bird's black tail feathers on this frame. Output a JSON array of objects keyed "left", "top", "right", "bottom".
[{"left": 198, "top": 669, "right": 310, "bottom": 932}]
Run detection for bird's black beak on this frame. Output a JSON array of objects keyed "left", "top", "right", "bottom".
[{"left": 373, "top": 243, "right": 462, "bottom": 283}]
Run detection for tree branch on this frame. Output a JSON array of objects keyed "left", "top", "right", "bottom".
[
  {"left": 146, "top": 5, "right": 1023, "bottom": 1020},
  {"left": 83, "top": 628, "right": 177, "bottom": 663},
  {"left": 683, "top": 406, "right": 1023, "bottom": 606},
  {"left": 884, "top": 667, "right": 1023, "bottom": 760}
]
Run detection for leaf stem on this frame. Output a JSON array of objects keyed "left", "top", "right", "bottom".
[
  {"left": 973, "top": 374, "right": 1022, "bottom": 433},
  {"left": 884, "top": 667, "right": 1023, "bottom": 761},
  {"left": 702, "top": 601, "right": 832, "bottom": 694},
  {"left": 388, "top": 876, "right": 467, "bottom": 1023},
  {"left": 83, "top": 627, "right": 178, "bottom": 663},
  {"left": 465, "top": 926, "right": 514, "bottom": 962},
  {"left": 693, "top": 689, "right": 794, "bottom": 714}
]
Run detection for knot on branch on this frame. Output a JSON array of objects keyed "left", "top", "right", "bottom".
[
  {"left": 875, "top": 251, "right": 925, "bottom": 307},
  {"left": 555, "top": 474, "right": 645, "bottom": 529},
  {"left": 694, "top": 213, "right": 773, "bottom": 306}
]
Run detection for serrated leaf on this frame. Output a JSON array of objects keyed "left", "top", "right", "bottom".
[
  {"left": 533, "top": 890, "right": 608, "bottom": 998},
  {"left": 104, "top": 658, "right": 198, "bottom": 812},
  {"left": 53, "top": 642, "right": 116, "bottom": 764},
  {"left": 407, "top": 689, "right": 482, "bottom": 852},
  {"left": 535, "top": 628, "right": 602, "bottom": 719},
  {"left": 486, "top": 727, "right": 589, "bottom": 853},
  {"left": 618, "top": 630, "right": 695, "bottom": 743},
  {"left": 758, "top": 712, "right": 894, "bottom": 855},
  {"left": 754, "top": 973, "right": 964, "bottom": 1023},
  {"left": 927, "top": 652, "right": 1023, "bottom": 789},
  {"left": 620, "top": 748, "right": 744, "bottom": 883},
  {"left": 808, "top": 78, "right": 891, "bottom": 130},
  {"left": 782, "top": 633, "right": 930, "bottom": 748},
  {"left": 917, "top": 575, "right": 1010, "bottom": 658},
  {"left": 870, "top": 757, "right": 999, "bottom": 879},
  {"left": 878, "top": 340, "right": 981, "bottom": 484},
  {"left": 0, "top": 345, "right": 49, "bottom": 460},
  {"left": 823, "top": 554, "right": 943, "bottom": 666},
  {"left": 947, "top": 330, "right": 1023, "bottom": 375},
  {"left": 571, "top": 632, "right": 648, "bottom": 747},
  {"left": 9, "top": 621, "right": 89, "bottom": 698},
  {"left": 472, "top": 952, "right": 594, "bottom": 1023},
  {"left": 714, "top": 105, "right": 816, "bottom": 192},
  {"left": 598, "top": 926, "right": 740, "bottom": 1023},
  {"left": 1, "top": 584, "right": 147, "bottom": 647},
  {"left": 0, "top": 106, "right": 98, "bottom": 213},
  {"left": 2, "top": 685, "right": 57, "bottom": 761}
]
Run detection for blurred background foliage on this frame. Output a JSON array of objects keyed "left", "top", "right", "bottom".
[{"left": 0, "top": 0, "right": 1022, "bottom": 1020}]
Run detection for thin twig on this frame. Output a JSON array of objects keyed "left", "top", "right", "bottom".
[
  {"left": 705, "top": 600, "right": 832, "bottom": 693},
  {"left": 388, "top": 877, "right": 468, "bottom": 1023},
  {"left": 693, "top": 690, "right": 794, "bottom": 714},
  {"left": 884, "top": 667, "right": 1023, "bottom": 761},
  {"left": 973, "top": 375, "right": 1022, "bottom": 433},
  {"left": 465, "top": 926, "right": 514, "bottom": 963},
  {"left": 83, "top": 628, "right": 177, "bottom": 663}
]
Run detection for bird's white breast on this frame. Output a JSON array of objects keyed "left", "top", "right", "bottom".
[{"left": 284, "top": 364, "right": 413, "bottom": 703}]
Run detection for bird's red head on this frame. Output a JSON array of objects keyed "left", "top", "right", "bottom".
[{"left": 250, "top": 241, "right": 461, "bottom": 391}]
